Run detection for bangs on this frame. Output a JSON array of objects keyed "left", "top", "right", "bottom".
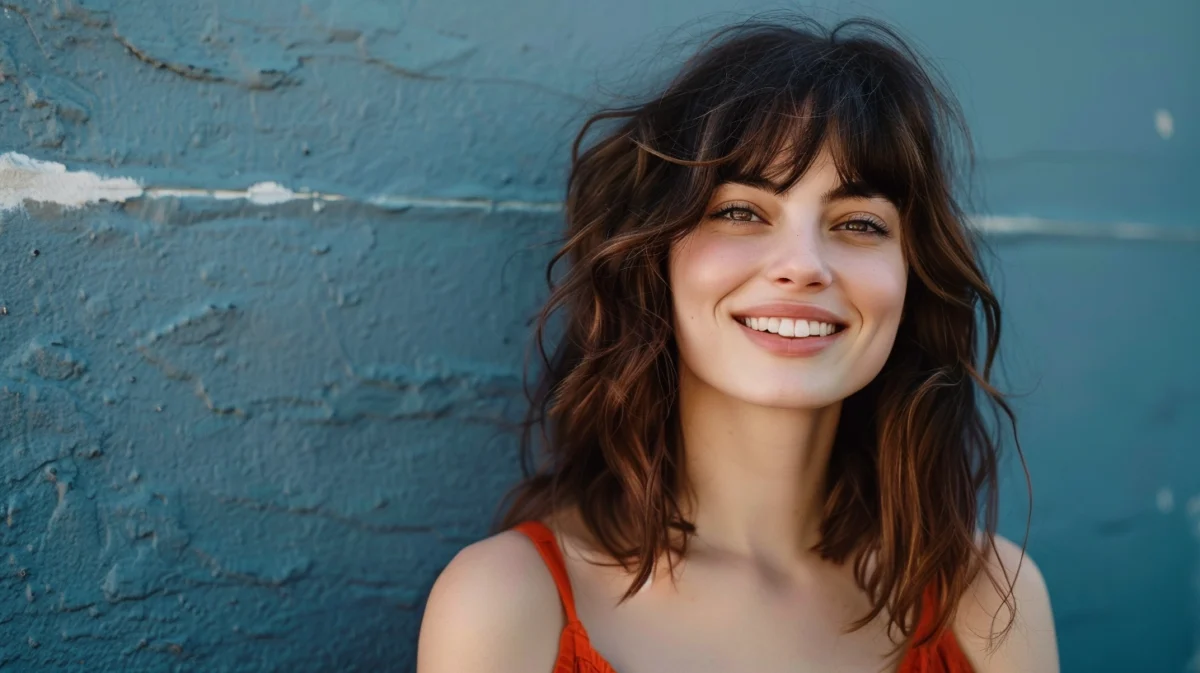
[
  {"left": 657, "top": 26, "right": 945, "bottom": 216},
  {"left": 713, "top": 86, "right": 921, "bottom": 214},
  {"left": 717, "top": 95, "right": 918, "bottom": 213}
]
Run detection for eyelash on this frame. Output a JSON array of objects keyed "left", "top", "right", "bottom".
[{"left": 708, "top": 203, "right": 892, "bottom": 237}]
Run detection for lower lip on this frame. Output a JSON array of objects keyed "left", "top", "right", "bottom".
[{"left": 736, "top": 320, "right": 845, "bottom": 357}]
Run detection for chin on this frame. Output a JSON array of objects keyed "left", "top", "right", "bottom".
[{"left": 724, "top": 379, "right": 852, "bottom": 410}]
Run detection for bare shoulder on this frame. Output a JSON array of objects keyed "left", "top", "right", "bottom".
[
  {"left": 416, "top": 529, "right": 564, "bottom": 673},
  {"left": 952, "top": 533, "right": 1060, "bottom": 673}
]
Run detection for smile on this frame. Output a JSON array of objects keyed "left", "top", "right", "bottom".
[
  {"left": 734, "top": 316, "right": 846, "bottom": 357},
  {"left": 738, "top": 316, "right": 844, "bottom": 338}
]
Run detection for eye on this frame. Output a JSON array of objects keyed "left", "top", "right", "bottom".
[
  {"left": 833, "top": 215, "right": 891, "bottom": 237},
  {"left": 708, "top": 202, "right": 764, "bottom": 224}
]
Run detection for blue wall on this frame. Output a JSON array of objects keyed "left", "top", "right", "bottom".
[{"left": 0, "top": 1, "right": 1196, "bottom": 670}]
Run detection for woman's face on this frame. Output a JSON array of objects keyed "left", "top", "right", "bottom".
[{"left": 668, "top": 147, "right": 908, "bottom": 409}]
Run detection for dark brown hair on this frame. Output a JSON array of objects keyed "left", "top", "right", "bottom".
[{"left": 500, "top": 14, "right": 1025, "bottom": 654}]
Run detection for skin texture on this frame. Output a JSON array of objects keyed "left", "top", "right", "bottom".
[
  {"left": 416, "top": 149, "right": 1060, "bottom": 672},
  {"left": 670, "top": 148, "right": 907, "bottom": 412}
]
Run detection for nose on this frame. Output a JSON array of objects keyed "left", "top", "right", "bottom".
[{"left": 766, "top": 222, "right": 833, "bottom": 289}]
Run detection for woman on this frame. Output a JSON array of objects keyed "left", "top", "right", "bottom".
[{"left": 418, "top": 15, "right": 1058, "bottom": 673}]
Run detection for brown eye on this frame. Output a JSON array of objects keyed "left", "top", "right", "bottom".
[
  {"left": 709, "top": 204, "right": 763, "bottom": 224},
  {"left": 833, "top": 216, "right": 891, "bottom": 237}
]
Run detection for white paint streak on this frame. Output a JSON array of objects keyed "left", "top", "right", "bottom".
[
  {"left": 0, "top": 151, "right": 352, "bottom": 212},
  {"left": 143, "top": 185, "right": 346, "bottom": 205},
  {"left": 208, "top": 182, "right": 298, "bottom": 205},
  {"left": 1157, "top": 487, "right": 1175, "bottom": 514},
  {"left": 1, "top": 152, "right": 1197, "bottom": 245},
  {"left": 1155, "top": 109, "right": 1175, "bottom": 140},
  {"left": 0, "top": 152, "right": 143, "bottom": 212},
  {"left": 245, "top": 182, "right": 296, "bottom": 206},
  {"left": 972, "top": 215, "right": 1200, "bottom": 243},
  {"left": 367, "top": 194, "right": 562, "bottom": 213}
]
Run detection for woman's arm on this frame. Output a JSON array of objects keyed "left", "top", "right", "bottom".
[
  {"left": 954, "top": 534, "right": 1060, "bottom": 673},
  {"left": 417, "top": 532, "right": 564, "bottom": 673}
]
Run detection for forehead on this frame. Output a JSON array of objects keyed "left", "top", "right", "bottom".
[{"left": 763, "top": 145, "right": 840, "bottom": 192}]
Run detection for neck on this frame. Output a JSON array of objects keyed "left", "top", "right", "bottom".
[{"left": 675, "top": 363, "right": 841, "bottom": 566}]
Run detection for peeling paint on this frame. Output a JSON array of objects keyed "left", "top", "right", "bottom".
[
  {"left": 3, "top": 335, "right": 87, "bottom": 381},
  {"left": 0, "top": 152, "right": 141, "bottom": 211}
]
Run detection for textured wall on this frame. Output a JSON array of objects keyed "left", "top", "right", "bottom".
[{"left": 0, "top": 1, "right": 1196, "bottom": 671}]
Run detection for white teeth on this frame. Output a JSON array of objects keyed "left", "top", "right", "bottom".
[{"left": 740, "top": 317, "right": 840, "bottom": 338}]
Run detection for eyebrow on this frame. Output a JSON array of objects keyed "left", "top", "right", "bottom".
[{"left": 727, "top": 176, "right": 887, "bottom": 204}]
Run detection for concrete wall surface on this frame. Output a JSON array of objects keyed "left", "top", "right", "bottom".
[{"left": 0, "top": 0, "right": 1196, "bottom": 670}]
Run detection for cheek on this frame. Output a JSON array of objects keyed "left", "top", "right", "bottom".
[
  {"left": 669, "top": 234, "right": 759, "bottom": 314},
  {"left": 842, "top": 253, "right": 907, "bottom": 322}
]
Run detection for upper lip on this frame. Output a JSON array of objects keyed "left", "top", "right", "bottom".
[{"left": 732, "top": 302, "right": 848, "bottom": 326}]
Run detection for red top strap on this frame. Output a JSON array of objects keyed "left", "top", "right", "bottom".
[
  {"left": 513, "top": 521, "right": 580, "bottom": 624},
  {"left": 511, "top": 520, "right": 972, "bottom": 673}
]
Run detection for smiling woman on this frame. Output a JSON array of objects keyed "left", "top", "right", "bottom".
[
  {"left": 418, "top": 14, "right": 1058, "bottom": 673},
  {"left": 674, "top": 151, "right": 908, "bottom": 400}
]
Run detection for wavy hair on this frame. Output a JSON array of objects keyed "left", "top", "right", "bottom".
[{"left": 499, "top": 14, "right": 1026, "bottom": 653}]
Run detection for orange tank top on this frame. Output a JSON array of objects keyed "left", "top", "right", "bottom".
[{"left": 514, "top": 521, "right": 974, "bottom": 673}]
